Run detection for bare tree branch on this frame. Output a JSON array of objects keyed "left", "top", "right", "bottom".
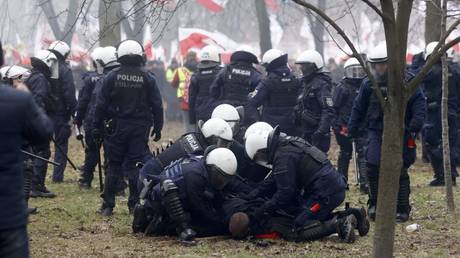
[{"left": 361, "top": 0, "right": 384, "bottom": 18}]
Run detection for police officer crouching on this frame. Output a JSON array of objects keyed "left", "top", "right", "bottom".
[
  {"left": 93, "top": 40, "right": 164, "bottom": 216},
  {"left": 332, "top": 58, "right": 368, "bottom": 192},
  {"left": 248, "top": 49, "right": 301, "bottom": 136},
  {"left": 242, "top": 127, "right": 368, "bottom": 242},
  {"left": 133, "top": 147, "right": 237, "bottom": 245},
  {"left": 347, "top": 44, "right": 426, "bottom": 222},
  {"left": 294, "top": 50, "right": 334, "bottom": 153}
]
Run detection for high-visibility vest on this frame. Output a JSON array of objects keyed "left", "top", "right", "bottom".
[
  {"left": 176, "top": 67, "right": 192, "bottom": 98},
  {"left": 166, "top": 68, "right": 175, "bottom": 83}
]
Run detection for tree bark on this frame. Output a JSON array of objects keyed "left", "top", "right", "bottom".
[
  {"left": 255, "top": 0, "right": 272, "bottom": 54},
  {"left": 38, "top": 0, "right": 79, "bottom": 46},
  {"left": 306, "top": 0, "right": 325, "bottom": 56},
  {"left": 122, "top": 0, "right": 145, "bottom": 43},
  {"left": 99, "top": 0, "right": 122, "bottom": 47},
  {"left": 440, "top": 0, "right": 456, "bottom": 214},
  {"left": 425, "top": 0, "right": 442, "bottom": 44}
]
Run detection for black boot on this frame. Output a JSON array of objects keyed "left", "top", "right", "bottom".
[
  {"left": 429, "top": 162, "right": 445, "bottom": 186},
  {"left": 132, "top": 203, "right": 148, "bottom": 233},
  {"left": 30, "top": 184, "right": 56, "bottom": 198},
  {"left": 396, "top": 168, "right": 411, "bottom": 223},
  {"left": 367, "top": 164, "right": 379, "bottom": 221},
  {"left": 337, "top": 215, "right": 358, "bottom": 243},
  {"left": 296, "top": 216, "right": 356, "bottom": 243},
  {"left": 99, "top": 206, "right": 113, "bottom": 217},
  {"left": 336, "top": 207, "right": 370, "bottom": 237}
]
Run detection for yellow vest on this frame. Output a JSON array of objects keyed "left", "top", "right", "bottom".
[
  {"left": 166, "top": 68, "right": 175, "bottom": 83},
  {"left": 176, "top": 67, "right": 191, "bottom": 98}
]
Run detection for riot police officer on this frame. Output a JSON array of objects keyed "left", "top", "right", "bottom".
[
  {"left": 93, "top": 39, "right": 164, "bottom": 216},
  {"left": 133, "top": 147, "right": 237, "bottom": 244},
  {"left": 76, "top": 46, "right": 120, "bottom": 188},
  {"left": 332, "top": 58, "right": 368, "bottom": 192},
  {"left": 211, "top": 104, "right": 245, "bottom": 142},
  {"left": 420, "top": 41, "right": 459, "bottom": 186},
  {"left": 243, "top": 127, "right": 360, "bottom": 242},
  {"left": 189, "top": 45, "right": 222, "bottom": 125},
  {"left": 27, "top": 50, "right": 59, "bottom": 197},
  {"left": 294, "top": 50, "right": 334, "bottom": 153},
  {"left": 210, "top": 48, "right": 261, "bottom": 110},
  {"left": 47, "top": 40, "right": 77, "bottom": 182},
  {"left": 348, "top": 44, "right": 426, "bottom": 222},
  {"left": 248, "top": 49, "right": 301, "bottom": 136}
]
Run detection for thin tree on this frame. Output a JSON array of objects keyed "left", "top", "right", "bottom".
[
  {"left": 440, "top": 0, "right": 456, "bottom": 214},
  {"left": 255, "top": 0, "right": 272, "bottom": 53},
  {"left": 291, "top": 0, "right": 460, "bottom": 257}
]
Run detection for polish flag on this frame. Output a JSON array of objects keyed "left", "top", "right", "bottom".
[
  {"left": 196, "top": 0, "right": 228, "bottom": 12},
  {"left": 178, "top": 28, "right": 238, "bottom": 56}
]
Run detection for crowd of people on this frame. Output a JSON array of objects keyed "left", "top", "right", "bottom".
[{"left": 0, "top": 36, "right": 459, "bottom": 255}]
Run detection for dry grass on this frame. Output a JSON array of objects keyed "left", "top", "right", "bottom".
[{"left": 28, "top": 122, "right": 460, "bottom": 257}]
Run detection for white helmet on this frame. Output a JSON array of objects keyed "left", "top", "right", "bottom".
[
  {"left": 34, "top": 50, "right": 59, "bottom": 79},
  {"left": 200, "top": 45, "right": 220, "bottom": 63},
  {"left": 245, "top": 130, "right": 271, "bottom": 168},
  {"left": 244, "top": 122, "right": 273, "bottom": 140},
  {"left": 90, "top": 47, "right": 105, "bottom": 74},
  {"left": 200, "top": 117, "right": 233, "bottom": 142},
  {"left": 343, "top": 58, "right": 365, "bottom": 79},
  {"left": 295, "top": 50, "right": 324, "bottom": 69},
  {"left": 100, "top": 46, "right": 119, "bottom": 68},
  {"left": 205, "top": 147, "right": 237, "bottom": 176},
  {"left": 424, "top": 41, "right": 438, "bottom": 60},
  {"left": 368, "top": 44, "right": 388, "bottom": 63},
  {"left": 0, "top": 65, "right": 30, "bottom": 81},
  {"left": 116, "top": 40, "right": 144, "bottom": 59},
  {"left": 211, "top": 104, "right": 240, "bottom": 132},
  {"left": 262, "top": 49, "right": 284, "bottom": 65},
  {"left": 48, "top": 40, "right": 70, "bottom": 59}
]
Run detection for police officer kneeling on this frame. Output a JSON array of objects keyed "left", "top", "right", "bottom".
[
  {"left": 132, "top": 147, "right": 237, "bottom": 245},
  {"left": 243, "top": 127, "right": 368, "bottom": 242}
]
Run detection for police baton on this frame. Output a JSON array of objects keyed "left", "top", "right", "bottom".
[
  {"left": 21, "top": 150, "right": 61, "bottom": 167},
  {"left": 351, "top": 140, "right": 360, "bottom": 186},
  {"left": 74, "top": 125, "right": 86, "bottom": 149},
  {"left": 95, "top": 138, "right": 104, "bottom": 192},
  {"left": 51, "top": 137, "right": 78, "bottom": 171}
]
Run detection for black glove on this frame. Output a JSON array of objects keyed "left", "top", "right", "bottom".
[{"left": 150, "top": 129, "right": 161, "bottom": 142}]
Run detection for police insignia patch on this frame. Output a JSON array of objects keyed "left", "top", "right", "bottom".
[{"left": 325, "top": 97, "right": 333, "bottom": 107}]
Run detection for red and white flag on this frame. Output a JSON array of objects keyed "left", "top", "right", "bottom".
[
  {"left": 196, "top": 0, "right": 228, "bottom": 12},
  {"left": 178, "top": 27, "right": 238, "bottom": 55}
]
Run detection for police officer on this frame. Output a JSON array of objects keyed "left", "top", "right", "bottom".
[
  {"left": 27, "top": 50, "right": 59, "bottom": 197},
  {"left": 211, "top": 104, "right": 245, "bottom": 142},
  {"left": 93, "top": 39, "right": 164, "bottom": 216},
  {"left": 133, "top": 147, "right": 237, "bottom": 244},
  {"left": 420, "top": 42, "right": 459, "bottom": 186},
  {"left": 47, "top": 40, "right": 77, "bottom": 182},
  {"left": 76, "top": 46, "right": 120, "bottom": 188},
  {"left": 249, "top": 49, "right": 301, "bottom": 136},
  {"left": 243, "top": 127, "right": 360, "bottom": 242},
  {"left": 294, "top": 50, "right": 334, "bottom": 153},
  {"left": 348, "top": 44, "right": 426, "bottom": 222},
  {"left": 0, "top": 76, "right": 53, "bottom": 258},
  {"left": 332, "top": 58, "right": 368, "bottom": 192},
  {"left": 189, "top": 45, "right": 222, "bottom": 126},
  {"left": 210, "top": 48, "right": 261, "bottom": 114},
  {"left": 139, "top": 117, "right": 233, "bottom": 182}
]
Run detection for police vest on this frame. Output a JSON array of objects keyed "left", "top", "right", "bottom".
[
  {"left": 337, "top": 79, "right": 361, "bottom": 121},
  {"left": 156, "top": 132, "right": 206, "bottom": 169},
  {"left": 265, "top": 73, "right": 300, "bottom": 107},
  {"left": 195, "top": 67, "right": 221, "bottom": 98},
  {"left": 110, "top": 67, "right": 149, "bottom": 115},
  {"left": 368, "top": 82, "right": 388, "bottom": 120},
  {"left": 160, "top": 156, "right": 204, "bottom": 190},
  {"left": 26, "top": 71, "right": 56, "bottom": 115},
  {"left": 278, "top": 136, "right": 328, "bottom": 189},
  {"left": 423, "top": 64, "right": 458, "bottom": 111},
  {"left": 222, "top": 63, "right": 254, "bottom": 103}
]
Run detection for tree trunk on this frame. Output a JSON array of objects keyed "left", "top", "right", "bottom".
[
  {"left": 38, "top": 0, "right": 79, "bottom": 46},
  {"left": 425, "top": 0, "right": 442, "bottom": 44},
  {"left": 122, "top": 0, "right": 145, "bottom": 43},
  {"left": 99, "top": 0, "right": 122, "bottom": 47},
  {"left": 255, "top": 0, "right": 272, "bottom": 54},
  {"left": 440, "top": 0, "right": 456, "bottom": 214}
]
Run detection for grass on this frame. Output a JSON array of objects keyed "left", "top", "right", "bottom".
[{"left": 29, "top": 122, "right": 460, "bottom": 257}]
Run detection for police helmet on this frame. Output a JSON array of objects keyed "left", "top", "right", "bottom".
[
  {"left": 295, "top": 50, "right": 324, "bottom": 69},
  {"left": 368, "top": 44, "right": 388, "bottom": 63},
  {"left": 343, "top": 58, "right": 365, "bottom": 79},
  {"left": 0, "top": 65, "right": 30, "bottom": 81},
  {"left": 90, "top": 47, "right": 105, "bottom": 74},
  {"left": 31, "top": 50, "right": 59, "bottom": 79},
  {"left": 245, "top": 130, "right": 271, "bottom": 168},
  {"left": 205, "top": 147, "right": 237, "bottom": 176},
  {"left": 211, "top": 104, "right": 240, "bottom": 133},
  {"left": 199, "top": 117, "right": 233, "bottom": 145},
  {"left": 48, "top": 40, "right": 71, "bottom": 60},
  {"left": 244, "top": 121, "right": 273, "bottom": 140},
  {"left": 262, "top": 49, "right": 284, "bottom": 65},
  {"left": 100, "top": 46, "right": 119, "bottom": 68},
  {"left": 230, "top": 46, "right": 259, "bottom": 64},
  {"left": 424, "top": 41, "right": 438, "bottom": 60},
  {"left": 200, "top": 45, "right": 220, "bottom": 63},
  {"left": 116, "top": 39, "right": 145, "bottom": 65}
]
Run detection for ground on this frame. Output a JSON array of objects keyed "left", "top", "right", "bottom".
[{"left": 29, "top": 122, "right": 460, "bottom": 257}]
